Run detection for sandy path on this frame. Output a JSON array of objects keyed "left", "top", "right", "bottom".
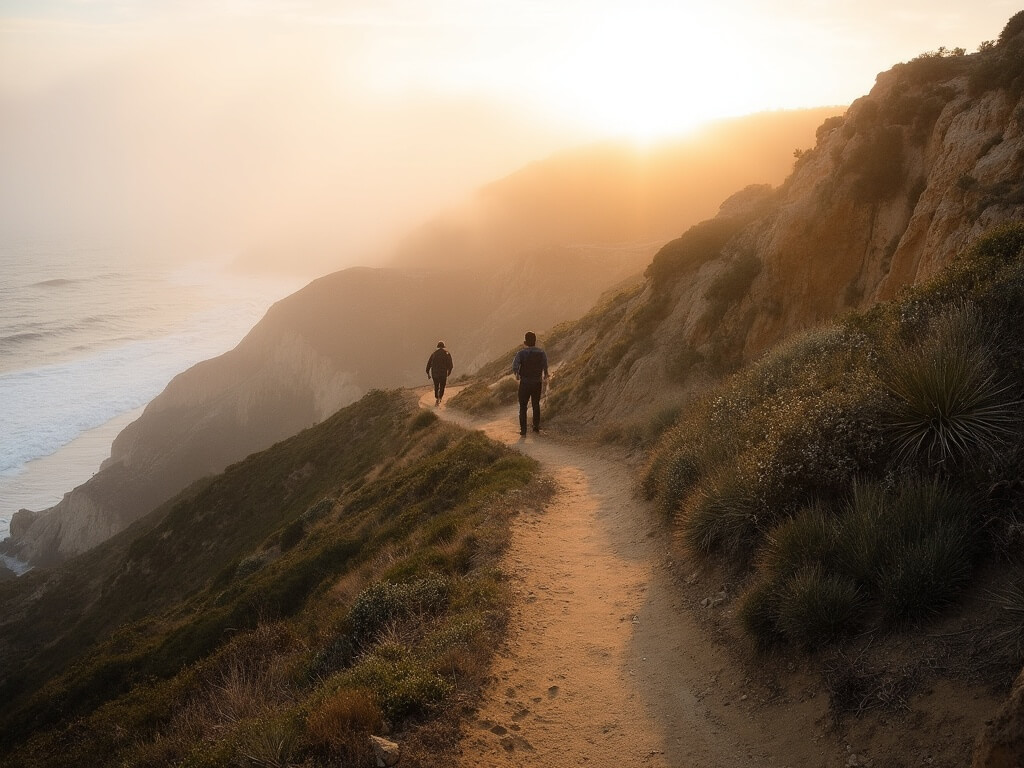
[{"left": 421, "top": 390, "right": 831, "bottom": 768}]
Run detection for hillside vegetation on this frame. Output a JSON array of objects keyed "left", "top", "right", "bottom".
[
  {"left": 644, "top": 223, "right": 1024, "bottom": 651},
  {"left": 0, "top": 390, "right": 546, "bottom": 767},
  {"left": 447, "top": 18, "right": 1024, "bottom": 733},
  {"left": 526, "top": 22, "right": 1024, "bottom": 434}
]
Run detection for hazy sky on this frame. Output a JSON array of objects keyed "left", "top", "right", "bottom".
[{"left": 0, "top": 0, "right": 1017, "bottom": 273}]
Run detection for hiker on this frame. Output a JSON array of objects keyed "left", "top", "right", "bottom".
[
  {"left": 512, "top": 331, "right": 549, "bottom": 435},
  {"left": 426, "top": 341, "right": 454, "bottom": 406}
]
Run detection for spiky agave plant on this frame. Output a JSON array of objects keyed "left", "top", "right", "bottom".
[{"left": 883, "top": 304, "right": 1019, "bottom": 469}]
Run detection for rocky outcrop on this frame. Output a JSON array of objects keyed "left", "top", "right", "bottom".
[{"left": 548, "top": 43, "right": 1024, "bottom": 426}]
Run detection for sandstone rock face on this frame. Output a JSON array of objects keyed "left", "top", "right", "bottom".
[{"left": 551, "top": 53, "right": 1024, "bottom": 427}]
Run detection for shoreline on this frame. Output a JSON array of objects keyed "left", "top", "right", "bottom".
[{"left": 0, "top": 406, "right": 144, "bottom": 544}]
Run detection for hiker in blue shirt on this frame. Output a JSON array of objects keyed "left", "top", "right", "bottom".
[{"left": 512, "top": 331, "right": 549, "bottom": 435}]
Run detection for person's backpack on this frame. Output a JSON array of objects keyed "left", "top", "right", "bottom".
[
  {"left": 430, "top": 348, "right": 452, "bottom": 376},
  {"left": 518, "top": 348, "right": 545, "bottom": 379}
]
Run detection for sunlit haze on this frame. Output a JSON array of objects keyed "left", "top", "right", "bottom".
[{"left": 0, "top": 0, "right": 1017, "bottom": 274}]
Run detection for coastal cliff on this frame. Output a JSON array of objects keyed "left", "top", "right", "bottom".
[
  {"left": 5, "top": 110, "right": 834, "bottom": 565},
  {"left": 545, "top": 42, "right": 1024, "bottom": 426}
]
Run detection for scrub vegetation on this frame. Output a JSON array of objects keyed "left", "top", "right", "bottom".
[
  {"left": 643, "top": 223, "right": 1024, "bottom": 649},
  {"left": 0, "top": 390, "right": 546, "bottom": 767}
]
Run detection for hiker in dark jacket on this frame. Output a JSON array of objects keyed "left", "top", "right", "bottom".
[
  {"left": 426, "top": 341, "right": 454, "bottom": 406},
  {"left": 512, "top": 331, "right": 549, "bottom": 435}
]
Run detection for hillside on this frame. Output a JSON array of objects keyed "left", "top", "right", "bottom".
[
  {"left": 450, "top": 16, "right": 1024, "bottom": 765},
  {"left": 525, "top": 33, "right": 1024, "bottom": 431},
  {"left": 0, "top": 389, "right": 547, "bottom": 767},
  {"left": 390, "top": 108, "right": 844, "bottom": 271},
  {"left": 4, "top": 109, "right": 836, "bottom": 566}
]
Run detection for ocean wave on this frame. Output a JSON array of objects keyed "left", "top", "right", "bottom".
[
  {"left": 0, "top": 298, "right": 281, "bottom": 478},
  {"left": 0, "top": 331, "right": 48, "bottom": 346},
  {"left": 30, "top": 278, "right": 81, "bottom": 288}
]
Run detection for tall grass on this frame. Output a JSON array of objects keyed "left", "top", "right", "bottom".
[{"left": 883, "top": 305, "right": 1018, "bottom": 469}]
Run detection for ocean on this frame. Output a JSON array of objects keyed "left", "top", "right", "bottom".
[{"left": 0, "top": 240, "right": 304, "bottom": 569}]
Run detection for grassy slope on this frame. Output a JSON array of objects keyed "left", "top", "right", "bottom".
[{"left": 0, "top": 390, "right": 547, "bottom": 767}]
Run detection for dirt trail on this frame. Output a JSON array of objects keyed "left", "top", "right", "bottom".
[{"left": 421, "top": 390, "right": 835, "bottom": 768}]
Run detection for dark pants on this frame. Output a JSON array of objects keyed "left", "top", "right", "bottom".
[
  {"left": 518, "top": 380, "right": 542, "bottom": 433},
  {"left": 433, "top": 375, "right": 448, "bottom": 400}
]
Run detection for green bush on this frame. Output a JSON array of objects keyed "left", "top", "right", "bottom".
[
  {"left": 347, "top": 576, "right": 451, "bottom": 645},
  {"left": 775, "top": 568, "right": 864, "bottom": 648},
  {"left": 970, "top": 35, "right": 1024, "bottom": 97},
  {"left": 761, "top": 504, "right": 837, "bottom": 578},
  {"left": 739, "top": 579, "right": 783, "bottom": 648},
  {"left": 681, "top": 466, "right": 760, "bottom": 558},
  {"left": 703, "top": 253, "right": 762, "bottom": 320},
  {"left": 348, "top": 645, "right": 454, "bottom": 722},
  {"left": 409, "top": 409, "right": 438, "bottom": 431},
  {"left": 882, "top": 304, "right": 1018, "bottom": 469},
  {"left": 845, "top": 125, "right": 906, "bottom": 202},
  {"left": 836, "top": 478, "right": 978, "bottom": 623},
  {"left": 999, "top": 11, "right": 1024, "bottom": 44},
  {"left": 302, "top": 497, "right": 336, "bottom": 523},
  {"left": 645, "top": 217, "right": 744, "bottom": 286},
  {"left": 989, "top": 572, "right": 1024, "bottom": 662}
]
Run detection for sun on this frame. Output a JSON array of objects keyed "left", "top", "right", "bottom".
[{"left": 536, "top": 5, "right": 770, "bottom": 142}]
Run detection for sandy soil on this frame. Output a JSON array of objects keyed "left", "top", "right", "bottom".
[{"left": 421, "top": 388, "right": 1001, "bottom": 767}]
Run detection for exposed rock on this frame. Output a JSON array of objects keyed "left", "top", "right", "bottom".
[
  {"left": 8, "top": 509, "right": 37, "bottom": 541},
  {"left": 548, "top": 48, "right": 1024, "bottom": 427},
  {"left": 369, "top": 734, "right": 401, "bottom": 767}
]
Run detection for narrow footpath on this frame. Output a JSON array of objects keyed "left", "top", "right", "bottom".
[{"left": 421, "top": 389, "right": 833, "bottom": 768}]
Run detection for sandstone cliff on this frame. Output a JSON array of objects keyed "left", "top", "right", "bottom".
[{"left": 547, "top": 41, "right": 1024, "bottom": 427}]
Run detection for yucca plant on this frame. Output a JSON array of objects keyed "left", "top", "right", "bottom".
[{"left": 883, "top": 304, "right": 1019, "bottom": 469}]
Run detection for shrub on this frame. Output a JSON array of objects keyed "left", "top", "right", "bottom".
[
  {"left": 989, "top": 572, "right": 1024, "bottom": 662},
  {"left": 875, "top": 529, "right": 974, "bottom": 622},
  {"left": 348, "top": 645, "right": 454, "bottom": 722},
  {"left": 302, "top": 498, "right": 336, "bottom": 524},
  {"left": 970, "top": 35, "right": 1024, "bottom": 97},
  {"left": 761, "top": 504, "right": 837, "bottom": 578},
  {"left": 680, "top": 466, "right": 760, "bottom": 558},
  {"left": 347, "top": 576, "right": 451, "bottom": 645},
  {"left": 881, "top": 304, "right": 1018, "bottom": 469},
  {"left": 836, "top": 478, "right": 978, "bottom": 624},
  {"left": 279, "top": 519, "right": 306, "bottom": 551},
  {"left": 739, "top": 578, "right": 783, "bottom": 648},
  {"left": 409, "top": 409, "right": 438, "bottom": 431},
  {"left": 1000, "top": 11, "right": 1024, "bottom": 44},
  {"left": 845, "top": 126, "right": 906, "bottom": 202},
  {"left": 305, "top": 687, "right": 382, "bottom": 762},
  {"left": 645, "top": 217, "right": 744, "bottom": 285},
  {"left": 775, "top": 568, "right": 864, "bottom": 648},
  {"left": 448, "top": 378, "right": 518, "bottom": 415}
]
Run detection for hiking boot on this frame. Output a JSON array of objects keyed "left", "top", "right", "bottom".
[
  {"left": 532, "top": 426, "right": 540, "bottom": 433},
  {"left": 435, "top": 398, "right": 440, "bottom": 406}
]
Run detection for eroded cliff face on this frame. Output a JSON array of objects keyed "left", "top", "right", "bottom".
[{"left": 549, "top": 50, "right": 1024, "bottom": 427}]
